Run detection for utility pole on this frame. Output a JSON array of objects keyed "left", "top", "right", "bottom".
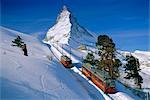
[
  {"left": 70, "top": 47, "right": 71, "bottom": 59},
  {"left": 62, "top": 44, "right": 63, "bottom": 55}
]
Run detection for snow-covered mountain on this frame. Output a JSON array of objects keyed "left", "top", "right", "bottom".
[
  {"left": 1, "top": 6, "right": 149, "bottom": 99},
  {"left": 44, "top": 6, "right": 96, "bottom": 48}
]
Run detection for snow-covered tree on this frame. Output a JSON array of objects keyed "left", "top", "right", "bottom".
[
  {"left": 22, "top": 44, "right": 28, "bottom": 56},
  {"left": 113, "top": 58, "right": 122, "bottom": 77},
  {"left": 12, "top": 36, "right": 28, "bottom": 56},
  {"left": 124, "top": 55, "right": 143, "bottom": 89},
  {"left": 83, "top": 52, "right": 95, "bottom": 65},
  {"left": 12, "top": 36, "right": 24, "bottom": 47}
]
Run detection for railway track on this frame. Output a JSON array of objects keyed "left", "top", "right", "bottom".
[
  {"left": 45, "top": 43, "right": 144, "bottom": 100},
  {"left": 45, "top": 43, "right": 112, "bottom": 100}
]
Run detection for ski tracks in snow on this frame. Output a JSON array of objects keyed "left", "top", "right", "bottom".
[
  {"left": 40, "top": 73, "right": 47, "bottom": 100},
  {"left": 40, "top": 65, "right": 54, "bottom": 100},
  {"left": 39, "top": 64, "right": 69, "bottom": 100}
]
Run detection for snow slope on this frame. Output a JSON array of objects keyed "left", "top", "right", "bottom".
[
  {"left": 132, "top": 50, "right": 150, "bottom": 90},
  {"left": 0, "top": 26, "right": 106, "bottom": 100},
  {"left": 117, "top": 50, "right": 150, "bottom": 92},
  {"left": 44, "top": 6, "right": 96, "bottom": 48}
]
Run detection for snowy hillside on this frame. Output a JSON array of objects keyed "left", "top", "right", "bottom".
[
  {"left": 0, "top": 26, "right": 108, "bottom": 99},
  {"left": 44, "top": 6, "right": 96, "bottom": 48},
  {"left": 117, "top": 50, "right": 150, "bottom": 92}
]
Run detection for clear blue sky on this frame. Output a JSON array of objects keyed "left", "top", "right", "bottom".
[{"left": 1, "top": 0, "right": 149, "bottom": 51}]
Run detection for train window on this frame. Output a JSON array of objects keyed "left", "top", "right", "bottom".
[
  {"left": 105, "top": 82, "right": 109, "bottom": 87},
  {"left": 91, "top": 65, "right": 95, "bottom": 69}
]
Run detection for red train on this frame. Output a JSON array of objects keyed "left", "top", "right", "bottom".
[
  {"left": 60, "top": 55, "right": 73, "bottom": 68},
  {"left": 60, "top": 55, "right": 116, "bottom": 93},
  {"left": 82, "top": 63, "right": 116, "bottom": 94}
]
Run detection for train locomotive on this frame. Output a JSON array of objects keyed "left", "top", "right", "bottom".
[
  {"left": 60, "top": 55, "right": 73, "bottom": 68},
  {"left": 82, "top": 63, "right": 116, "bottom": 94}
]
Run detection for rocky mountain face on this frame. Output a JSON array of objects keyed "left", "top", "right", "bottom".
[{"left": 44, "top": 6, "right": 96, "bottom": 48}]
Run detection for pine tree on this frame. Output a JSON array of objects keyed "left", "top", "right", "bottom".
[
  {"left": 83, "top": 52, "right": 95, "bottom": 65},
  {"left": 11, "top": 36, "right": 28, "bottom": 56},
  {"left": 124, "top": 55, "right": 143, "bottom": 89},
  {"left": 113, "top": 58, "right": 122, "bottom": 77},
  {"left": 96, "top": 35, "right": 121, "bottom": 78},
  {"left": 12, "top": 36, "right": 24, "bottom": 47},
  {"left": 22, "top": 44, "right": 28, "bottom": 56}
]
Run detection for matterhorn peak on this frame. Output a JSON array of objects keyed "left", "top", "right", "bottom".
[
  {"left": 56, "top": 5, "right": 71, "bottom": 23},
  {"left": 63, "top": 5, "right": 67, "bottom": 11},
  {"left": 44, "top": 6, "right": 96, "bottom": 47}
]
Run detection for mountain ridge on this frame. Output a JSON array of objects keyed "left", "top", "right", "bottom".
[{"left": 44, "top": 6, "right": 96, "bottom": 47}]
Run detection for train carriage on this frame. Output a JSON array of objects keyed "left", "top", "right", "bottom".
[
  {"left": 82, "top": 63, "right": 116, "bottom": 94},
  {"left": 60, "top": 55, "right": 73, "bottom": 68}
]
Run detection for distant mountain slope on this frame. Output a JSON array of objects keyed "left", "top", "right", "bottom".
[
  {"left": 44, "top": 6, "right": 96, "bottom": 48},
  {"left": 118, "top": 50, "right": 150, "bottom": 67}
]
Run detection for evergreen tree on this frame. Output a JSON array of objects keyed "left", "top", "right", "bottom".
[
  {"left": 12, "top": 36, "right": 24, "bottom": 47},
  {"left": 11, "top": 36, "right": 28, "bottom": 56},
  {"left": 113, "top": 58, "right": 122, "bottom": 77},
  {"left": 96, "top": 35, "right": 121, "bottom": 78},
  {"left": 83, "top": 52, "right": 95, "bottom": 65},
  {"left": 22, "top": 44, "right": 28, "bottom": 56},
  {"left": 97, "top": 60, "right": 105, "bottom": 70},
  {"left": 124, "top": 55, "right": 143, "bottom": 89}
]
